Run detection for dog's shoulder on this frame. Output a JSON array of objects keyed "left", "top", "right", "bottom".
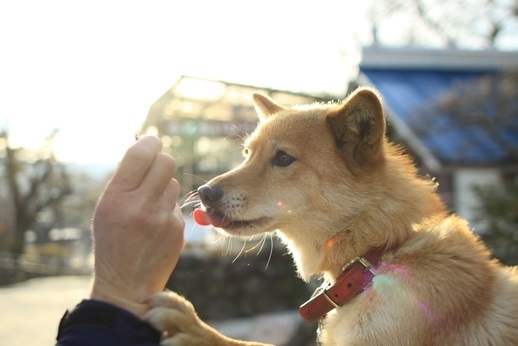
[{"left": 328, "top": 213, "right": 518, "bottom": 344}]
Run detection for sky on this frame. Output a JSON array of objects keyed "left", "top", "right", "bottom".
[{"left": 0, "top": 0, "right": 372, "bottom": 168}]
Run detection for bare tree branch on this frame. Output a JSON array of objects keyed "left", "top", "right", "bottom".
[
  {"left": 370, "top": 0, "right": 518, "bottom": 49},
  {"left": 0, "top": 131, "right": 71, "bottom": 258}
]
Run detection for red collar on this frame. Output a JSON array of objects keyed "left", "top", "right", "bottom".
[{"left": 299, "top": 247, "right": 384, "bottom": 323}]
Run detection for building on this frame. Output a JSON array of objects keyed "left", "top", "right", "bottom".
[
  {"left": 358, "top": 46, "right": 518, "bottom": 232},
  {"left": 141, "top": 75, "right": 332, "bottom": 197}
]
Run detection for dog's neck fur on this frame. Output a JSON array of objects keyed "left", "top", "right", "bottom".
[{"left": 278, "top": 146, "right": 446, "bottom": 282}]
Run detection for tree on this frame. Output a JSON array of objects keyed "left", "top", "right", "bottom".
[
  {"left": 55, "top": 170, "right": 108, "bottom": 231},
  {"left": 0, "top": 130, "right": 71, "bottom": 259},
  {"left": 475, "top": 181, "right": 518, "bottom": 265},
  {"left": 369, "top": 0, "right": 518, "bottom": 49}
]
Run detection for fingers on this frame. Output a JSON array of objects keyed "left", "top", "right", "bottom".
[
  {"left": 170, "top": 206, "right": 186, "bottom": 249},
  {"left": 140, "top": 153, "right": 178, "bottom": 199},
  {"left": 111, "top": 135, "right": 163, "bottom": 191},
  {"left": 158, "top": 179, "right": 181, "bottom": 211},
  {"left": 109, "top": 134, "right": 181, "bottom": 217}
]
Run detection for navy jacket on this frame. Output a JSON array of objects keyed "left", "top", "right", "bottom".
[{"left": 56, "top": 299, "right": 161, "bottom": 346}]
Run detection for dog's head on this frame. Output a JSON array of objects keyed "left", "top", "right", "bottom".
[{"left": 194, "top": 87, "right": 387, "bottom": 241}]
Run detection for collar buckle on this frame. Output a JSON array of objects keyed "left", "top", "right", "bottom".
[{"left": 342, "top": 256, "right": 377, "bottom": 276}]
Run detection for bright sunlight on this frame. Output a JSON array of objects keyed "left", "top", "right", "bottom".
[{"left": 0, "top": 0, "right": 371, "bottom": 168}]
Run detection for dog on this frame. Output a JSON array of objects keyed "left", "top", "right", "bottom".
[{"left": 146, "top": 87, "right": 518, "bottom": 345}]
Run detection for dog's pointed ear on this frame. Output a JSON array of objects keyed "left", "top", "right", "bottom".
[
  {"left": 252, "top": 93, "right": 285, "bottom": 120},
  {"left": 326, "top": 87, "right": 386, "bottom": 169}
]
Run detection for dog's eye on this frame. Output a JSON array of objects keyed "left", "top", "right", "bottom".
[
  {"left": 243, "top": 148, "right": 250, "bottom": 156},
  {"left": 271, "top": 150, "right": 295, "bottom": 167}
]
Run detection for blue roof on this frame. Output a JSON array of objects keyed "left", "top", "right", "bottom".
[{"left": 361, "top": 68, "right": 518, "bottom": 166}]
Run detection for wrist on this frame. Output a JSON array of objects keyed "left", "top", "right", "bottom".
[{"left": 90, "top": 283, "right": 150, "bottom": 318}]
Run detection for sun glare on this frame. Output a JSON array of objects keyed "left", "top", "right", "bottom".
[{"left": 0, "top": 0, "right": 371, "bottom": 171}]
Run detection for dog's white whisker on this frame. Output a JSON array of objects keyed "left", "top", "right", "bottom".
[
  {"left": 179, "top": 200, "right": 201, "bottom": 210},
  {"left": 244, "top": 236, "right": 264, "bottom": 254},
  {"left": 253, "top": 234, "right": 266, "bottom": 255},
  {"left": 183, "top": 218, "right": 198, "bottom": 239},
  {"left": 232, "top": 240, "right": 247, "bottom": 263},
  {"left": 223, "top": 237, "right": 232, "bottom": 256},
  {"left": 182, "top": 196, "right": 200, "bottom": 206},
  {"left": 179, "top": 190, "right": 198, "bottom": 204},
  {"left": 264, "top": 234, "right": 274, "bottom": 270},
  {"left": 257, "top": 234, "right": 267, "bottom": 255},
  {"left": 182, "top": 172, "right": 208, "bottom": 184},
  {"left": 210, "top": 233, "right": 225, "bottom": 245}
]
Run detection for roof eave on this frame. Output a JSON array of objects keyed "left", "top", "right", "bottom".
[
  {"left": 357, "top": 71, "right": 443, "bottom": 173},
  {"left": 360, "top": 46, "right": 518, "bottom": 71}
]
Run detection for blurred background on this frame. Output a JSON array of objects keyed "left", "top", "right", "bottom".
[{"left": 0, "top": 0, "right": 517, "bottom": 345}]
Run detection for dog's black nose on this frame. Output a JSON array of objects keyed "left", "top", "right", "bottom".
[{"left": 198, "top": 184, "right": 224, "bottom": 208}]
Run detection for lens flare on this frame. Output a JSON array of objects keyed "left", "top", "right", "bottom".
[
  {"left": 371, "top": 264, "right": 435, "bottom": 321},
  {"left": 276, "top": 200, "right": 293, "bottom": 214}
]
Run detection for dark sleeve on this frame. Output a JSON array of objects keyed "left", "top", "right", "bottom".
[{"left": 55, "top": 299, "right": 161, "bottom": 346}]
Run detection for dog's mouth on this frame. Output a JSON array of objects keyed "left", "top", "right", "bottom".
[
  {"left": 193, "top": 208, "right": 271, "bottom": 231},
  {"left": 193, "top": 208, "right": 231, "bottom": 228}
]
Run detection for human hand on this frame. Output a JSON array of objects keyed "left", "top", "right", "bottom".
[{"left": 90, "top": 135, "right": 185, "bottom": 318}]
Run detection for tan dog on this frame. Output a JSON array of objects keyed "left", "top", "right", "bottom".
[{"left": 146, "top": 88, "right": 518, "bottom": 345}]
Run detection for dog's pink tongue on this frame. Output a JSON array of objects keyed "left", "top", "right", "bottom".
[{"left": 193, "top": 209, "right": 231, "bottom": 228}]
